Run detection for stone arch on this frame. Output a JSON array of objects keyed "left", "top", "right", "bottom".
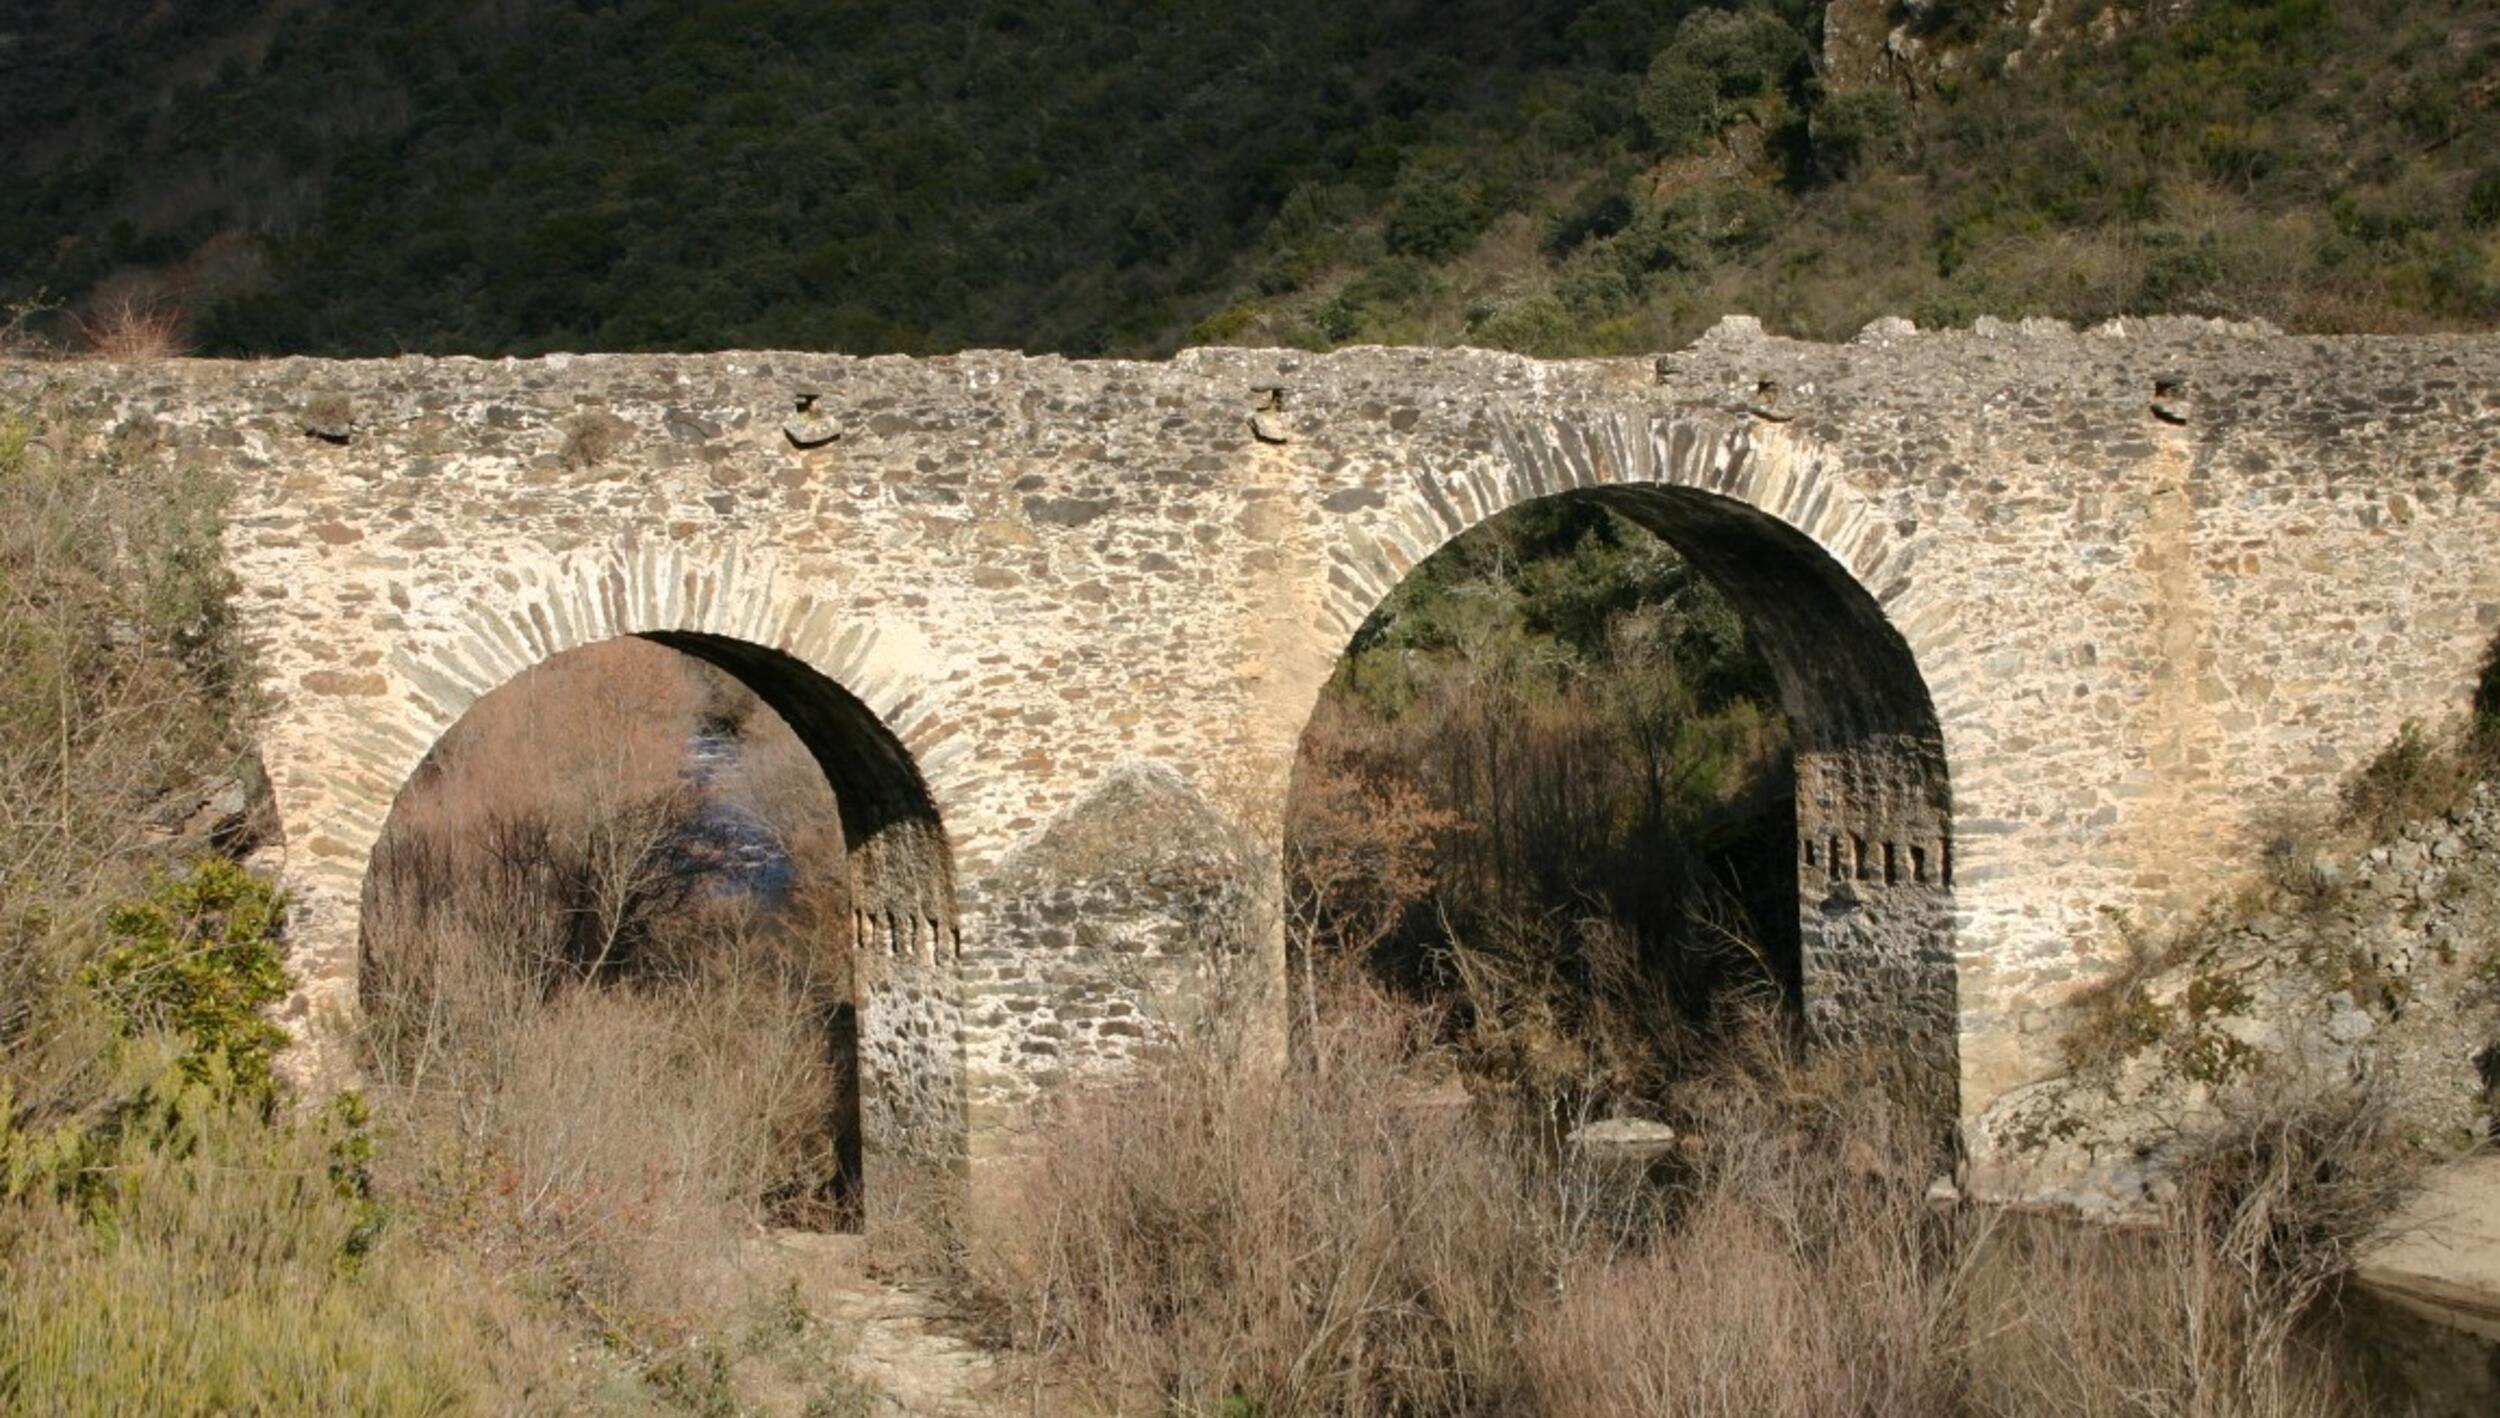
[
  {"left": 378, "top": 543, "right": 978, "bottom": 828},
  {"left": 1300, "top": 410, "right": 1965, "bottom": 1122},
  {"left": 335, "top": 541, "right": 970, "bottom": 1185}
]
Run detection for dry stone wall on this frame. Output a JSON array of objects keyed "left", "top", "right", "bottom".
[{"left": 9, "top": 316, "right": 2498, "bottom": 1195}]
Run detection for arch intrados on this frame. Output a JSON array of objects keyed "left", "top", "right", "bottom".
[
  {"left": 635, "top": 630, "right": 951, "bottom": 887},
  {"left": 1582, "top": 485, "right": 1947, "bottom": 781}
]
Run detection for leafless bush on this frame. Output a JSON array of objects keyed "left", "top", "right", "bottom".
[
  {"left": 0, "top": 291, "right": 63, "bottom": 358},
  {"left": 69, "top": 287, "right": 189, "bottom": 362}
]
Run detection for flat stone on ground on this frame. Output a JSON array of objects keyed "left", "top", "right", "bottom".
[{"left": 2357, "top": 1155, "right": 2500, "bottom": 1335}]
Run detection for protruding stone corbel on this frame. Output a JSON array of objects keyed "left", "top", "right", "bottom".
[
  {"left": 1249, "top": 385, "right": 1290, "bottom": 444},
  {"left": 1746, "top": 377, "right": 1796, "bottom": 422},
  {"left": 2150, "top": 376, "right": 2192, "bottom": 425},
  {"left": 783, "top": 390, "right": 842, "bottom": 449},
  {"left": 301, "top": 393, "right": 354, "bottom": 445}
]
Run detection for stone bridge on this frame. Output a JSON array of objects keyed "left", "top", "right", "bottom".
[{"left": 14, "top": 316, "right": 2498, "bottom": 1197}]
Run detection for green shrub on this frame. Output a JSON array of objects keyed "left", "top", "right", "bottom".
[
  {"left": 1190, "top": 301, "right": 1261, "bottom": 344},
  {"left": 1901, "top": 0, "right": 2005, "bottom": 42},
  {"left": 2340, "top": 719, "right": 2468, "bottom": 840},
  {"left": 1542, "top": 180, "right": 1635, "bottom": 256},
  {"left": 1471, "top": 290, "right": 1580, "bottom": 354},
  {"left": 1639, "top": 58, "right": 1720, "bottom": 154},
  {"left": 1641, "top": 5, "right": 1803, "bottom": 155},
  {"left": 1809, "top": 88, "right": 1908, "bottom": 183},
  {"left": 1669, "top": 7, "right": 1802, "bottom": 103},
  {"left": 1384, "top": 163, "right": 1489, "bottom": 260},
  {"left": 83, "top": 859, "right": 290, "bottom": 1101},
  {"left": 0, "top": 851, "right": 510, "bottom": 1413},
  {"left": 2468, "top": 171, "right": 2500, "bottom": 231},
  {"left": 1555, "top": 247, "right": 1639, "bottom": 318}
]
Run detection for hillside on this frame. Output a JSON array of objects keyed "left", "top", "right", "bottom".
[{"left": 3, "top": 0, "right": 2495, "bottom": 358}]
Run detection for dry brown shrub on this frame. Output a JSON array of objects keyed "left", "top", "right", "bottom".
[
  {"left": 372, "top": 938, "right": 842, "bottom": 1327},
  {"left": 2338, "top": 718, "right": 2480, "bottom": 843},
  {"left": 69, "top": 287, "right": 189, "bottom": 362},
  {"left": 1963, "top": 1214, "right": 2359, "bottom": 1418},
  {"left": 939, "top": 987, "right": 2393, "bottom": 1418},
  {"left": 1283, "top": 699, "right": 1461, "bottom": 1021},
  {"left": 1519, "top": 1008, "right": 1969, "bottom": 1417},
  {"left": 1528, "top": 1194, "right": 1951, "bottom": 1418},
  {"left": 1963, "top": 1084, "right": 2400, "bottom": 1418},
  {"left": 2169, "top": 1081, "right": 2418, "bottom": 1343},
  {"left": 956, "top": 993, "right": 1568, "bottom": 1415},
  {"left": 359, "top": 636, "right": 861, "bottom": 1337}
]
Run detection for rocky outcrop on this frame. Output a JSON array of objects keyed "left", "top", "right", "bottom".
[
  {"left": 1820, "top": 1, "right": 2178, "bottom": 96},
  {"left": 1980, "top": 781, "right": 2500, "bottom": 1215}
]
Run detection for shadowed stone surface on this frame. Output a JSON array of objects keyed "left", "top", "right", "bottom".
[
  {"left": 2359, "top": 1155, "right": 2500, "bottom": 1333},
  {"left": 12, "top": 316, "right": 2499, "bottom": 1197}
]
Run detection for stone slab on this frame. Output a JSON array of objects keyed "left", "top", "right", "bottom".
[{"left": 2359, "top": 1155, "right": 2500, "bottom": 1333}]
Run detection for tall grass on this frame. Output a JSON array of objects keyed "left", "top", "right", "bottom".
[
  {"left": 365, "top": 928, "right": 849, "bottom": 1333},
  {"left": 2, "top": 1039, "right": 512, "bottom": 1416},
  {"left": 0, "top": 393, "right": 557, "bottom": 1411},
  {"left": 943, "top": 990, "right": 2387, "bottom": 1417}
]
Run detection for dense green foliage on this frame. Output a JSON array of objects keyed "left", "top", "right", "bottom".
[
  {"left": 1336, "top": 498, "right": 1773, "bottom": 719},
  {"left": 4, "top": 0, "right": 1647, "bottom": 354},
  {"left": 84, "top": 861, "right": 291, "bottom": 1100},
  {"left": 6, "top": 0, "right": 2496, "bottom": 358}
]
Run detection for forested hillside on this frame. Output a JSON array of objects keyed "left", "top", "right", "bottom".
[{"left": 3, "top": 0, "right": 2497, "bottom": 356}]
